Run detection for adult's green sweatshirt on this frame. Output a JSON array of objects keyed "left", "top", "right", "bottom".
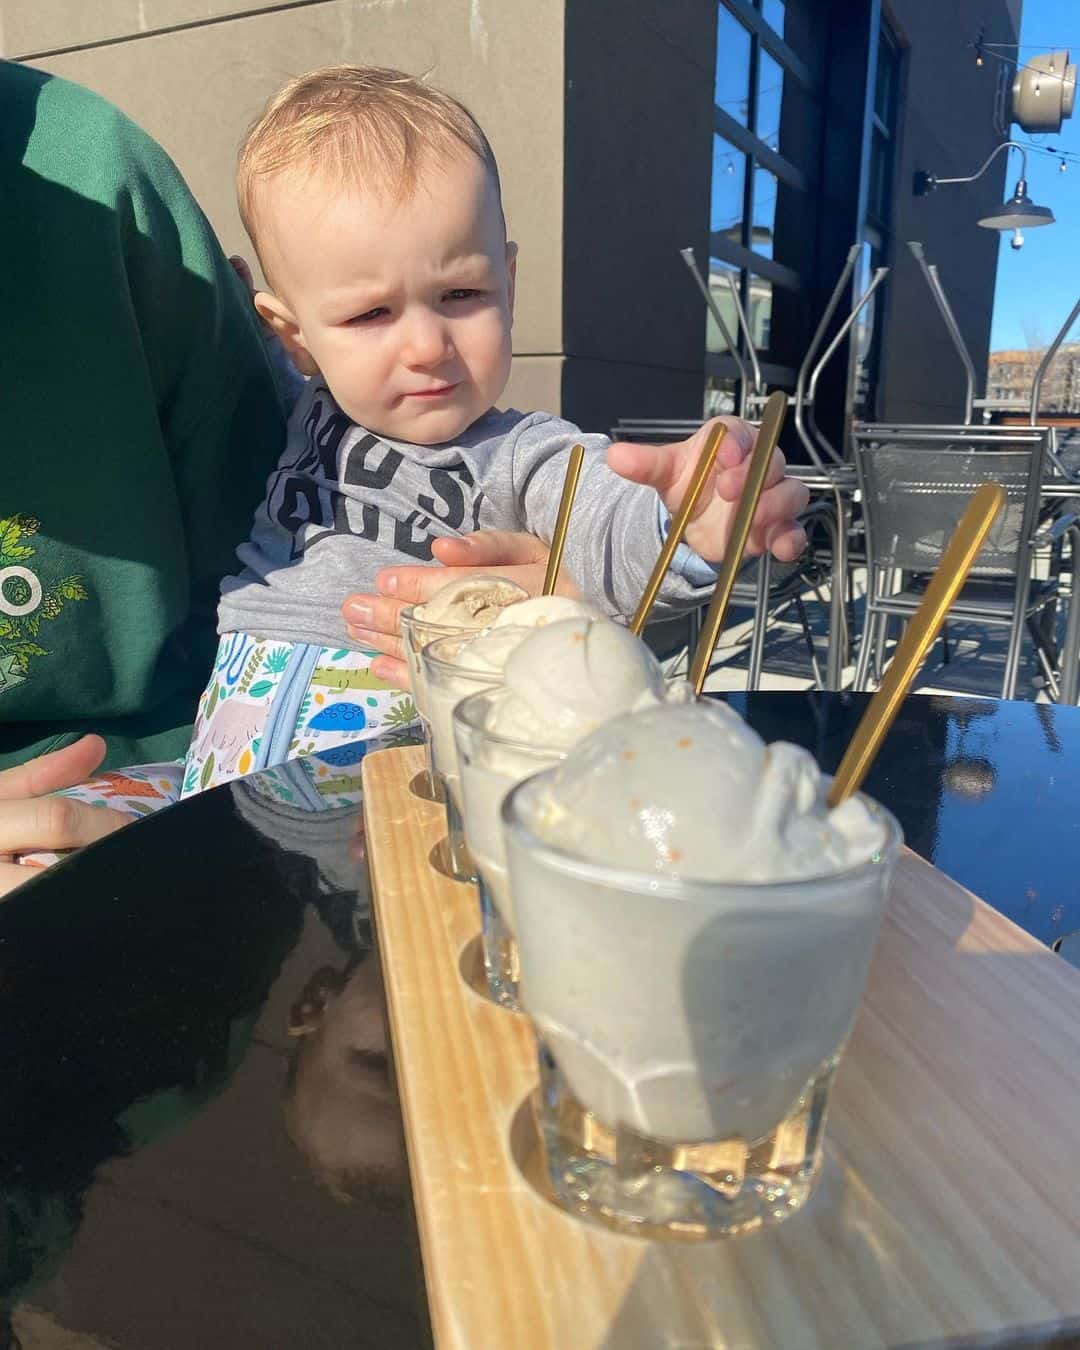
[{"left": 1, "top": 62, "right": 285, "bottom": 771}]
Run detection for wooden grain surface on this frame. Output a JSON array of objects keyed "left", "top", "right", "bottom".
[{"left": 363, "top": 744, "right": 1080, "bottom": 1350}]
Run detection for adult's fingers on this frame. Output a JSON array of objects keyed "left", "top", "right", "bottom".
[
  {"left": 1, "top": 860, "right": 34, "bottom": 898},
  {"left": 341, "top": 594, "right": 409, "bottom": 650},
  {"left": 347, "top": 627, "right": 406, "bottom": 664},
  {"left": 369, "top": 655, "right": 411, "bottom": 691},
  {"left": 432, "top": 531, "right": 552, "bottom": 568},
  {"left": 0, "top": 734, "right": 108, "bottom": 802},
  {"left": 0, "top": 794, "right": 132, "bottom": 856}
]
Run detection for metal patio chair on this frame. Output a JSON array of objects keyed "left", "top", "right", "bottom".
[{"left": 851, "top": 425, "right": 1078, "bottom": 699}]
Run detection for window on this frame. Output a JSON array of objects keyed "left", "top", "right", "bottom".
[
  {"left": 711, "top": 135, "right": 748, "bottom": 247},
  {"left": 715, "top": 6, "right": 752, "bottom": 126},
  {"left": 751, "top": 164, "right": 778, "bottom": 259},
  {"left": 761, "top": 0, "right": 786, "bottom": 38},
  {"left": 856, "top": 19, "right": 903, "bottom": 419},
  {"left": 867, "top": 23, "right": 900, "bottom": 230},
  {"left": 705, "top": 1, "right": 822, "bottom": 411}
]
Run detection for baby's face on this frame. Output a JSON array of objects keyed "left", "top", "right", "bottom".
[{"left": 260, "top": 149, "right": 516, "bottom": 444}]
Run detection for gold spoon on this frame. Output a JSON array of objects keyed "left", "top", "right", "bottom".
[
  {"left": 827, "top": 481, "right": 1006, "bottom": 807},
  {"left": 542, "top": 444, "right": 585, "bottom": 596},
  {"left": 630, "top": 426, "right": 724, "bottom": 635},
  {"left": 688, "top": 391, "right": 789, "bottom": 695}
]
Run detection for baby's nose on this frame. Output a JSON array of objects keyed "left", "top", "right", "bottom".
[{"left": 402, "top": 310, "right": 453, "bottom": 366}]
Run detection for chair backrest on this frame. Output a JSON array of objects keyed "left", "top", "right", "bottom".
[
  {"left": 851, "top": 427, "right": 1051, "bottom": 578},
  {"left": 610, "top": 419, "right": 704, "bottom": 443}
]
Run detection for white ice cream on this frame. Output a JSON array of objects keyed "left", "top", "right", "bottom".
[
  {"left": 456, "top": 618, "right": 685, "bottom": 928},
  {"left": 503, "top": 700, "right": 898, "bottom": 1143},
  {"left": 486, "top": 616, "right": 684, "bottom": 748},
  {"left": 404, "top": 576, "right": 528, "bottom": 724},
  {"left": 413, "top": 575, "right": 528, "bottom": 626},
  {"left": 423, "top": 601, "right": 597, "bottom": 810},
  {"left": 527, "top": 700, "right": 885, "bottom": 883}
]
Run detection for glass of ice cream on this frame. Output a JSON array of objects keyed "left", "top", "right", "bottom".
[
  {"left": 502, "top": 700, "right": 901, "bottom": 1239},
  {"left": 453, "top": 617, "right": 682, "bottom": 1008},
  {"left": 400, "top": 576, "right": 528, "bottom": 796},
  {"left": 421, "top": 597, "right": 598, "bottom": 881}
]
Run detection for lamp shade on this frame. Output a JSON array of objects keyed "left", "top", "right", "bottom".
[{"left": 978, "top": 183, "right": 1055, "bottom": 230}]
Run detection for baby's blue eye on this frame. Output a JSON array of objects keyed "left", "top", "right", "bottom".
[
  {"left": 349, "top": 307, "right": 389, "bottom": 324},
  {"left": 445, "top": 288, "right": 482, "bottom": 302}
]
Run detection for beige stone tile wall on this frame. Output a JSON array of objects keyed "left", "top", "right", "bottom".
[
  {"left": 17, "top": 0, "right": 564, "bottom": 357},
  {"left": 2, "top": 0, "right": 285, "bottom": 58}
]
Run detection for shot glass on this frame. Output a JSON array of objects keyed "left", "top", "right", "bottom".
[
  {"left": 503, "top": 771, "right": 902, "bottom": 1239},
  {"left": 400, "top": 606, "right": 460, "bottom": 800},
  {"left": 421, "top": 635, "right": 509, "bottom": 883},
  {"left": 453, "top": 688, "right": 566, "bottom": 1009}
]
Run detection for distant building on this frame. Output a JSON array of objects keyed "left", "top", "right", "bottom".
[{"left": 986, "top": 346, "right": 1080, "bottom": 414}]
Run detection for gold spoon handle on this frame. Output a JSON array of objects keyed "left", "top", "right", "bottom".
[
  {"left": 630, "top": 426, "right": 724, "bottom": 636},
  {"left": 688, "top": 391, "right": 789, "bottom": 695},
  {"left": 542, "top": 443, "right": 585, "bottom": 596},
  {"left": 827, "top": 481, "right": 1006, "bottom": 807}
]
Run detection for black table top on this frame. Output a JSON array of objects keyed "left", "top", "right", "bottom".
[{"left": 2, "top": 689, "right": 1078, "bottom": 1348}]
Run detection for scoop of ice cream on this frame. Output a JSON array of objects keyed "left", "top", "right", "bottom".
[
  {"left": 525, "top": 701, "right": 886, "bottom": 882},
  {"left": 414, "top": 575, "right": 528, "bottom": 627},
  {"left": 450, "top": 626, "right": 533, "bottom": 675},
  {"left": 489, "top": 595, "right": 597, "bottom": 630},
  {"left": 486, "top": 617, "right": 678, "bottom": 748}
]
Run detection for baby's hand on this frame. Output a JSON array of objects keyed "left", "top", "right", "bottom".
[{"left": 606, "top": 417, "right": 810, "bottom": 564}]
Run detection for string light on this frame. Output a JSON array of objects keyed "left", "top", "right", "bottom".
[{"left": 1061, "top": 157, "right": 1069, "bottom": 172}]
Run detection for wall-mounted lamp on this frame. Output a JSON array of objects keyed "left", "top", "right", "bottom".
[{"left": 913, "top": 141, "right": 1055, "bottom": 249}]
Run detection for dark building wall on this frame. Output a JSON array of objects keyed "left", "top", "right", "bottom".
[
  {"left": 877, "top": 0, "right": 1020, "bottom": 423},
  {"left": 556, "top": 0, "right": 1021, "bottom": 438},
  {"left": 561, "top": 0, "right": 717, "bottom": 432}
]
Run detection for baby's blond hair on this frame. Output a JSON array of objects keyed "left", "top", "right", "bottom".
[{"left": 238, "top": 65, "right": 501, "bottom": 267}]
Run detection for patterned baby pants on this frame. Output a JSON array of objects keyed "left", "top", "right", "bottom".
[
  {"left": 180, "top": 632, "right": 417, "bottom": 798},
  {"left": 14, "top": 634, "right": 418, "bottom": 873}
]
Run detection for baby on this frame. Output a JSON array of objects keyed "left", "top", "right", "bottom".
[{"left": 23, "top": 65, "right": 807, "bottom": 848}]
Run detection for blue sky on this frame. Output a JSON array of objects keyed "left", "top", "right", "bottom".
[{"left": 989, "top": 0, "right": 1080, "bottom": 350}]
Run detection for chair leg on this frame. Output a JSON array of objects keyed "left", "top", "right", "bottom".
[
  {"left": 747, "top": 557, "right": 772, "bottom": 690},
  {"left": 1061, "top": 532, "right": 1080, "bottom": 704},
  {"left": 793, "top": 594, "right": 825, "bottom": 688},
  {"left": 853, "top": 605, "right": 877, "bottom": 690},
  {"left": 872, "top": 611, "right": 889, "bottom": 685}
]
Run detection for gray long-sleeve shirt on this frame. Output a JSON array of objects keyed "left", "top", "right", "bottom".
[{"left": 218, "top": 381, "right": 713, "bottom": 647}]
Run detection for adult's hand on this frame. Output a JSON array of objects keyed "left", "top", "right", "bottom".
[
  {"left": 0, "top": 735, "right": 133, "bottom": 897},
  {"left": 342, "top": 531, "right": 575, "bottom": 690}
]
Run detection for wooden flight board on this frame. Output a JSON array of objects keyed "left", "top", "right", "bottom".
[{"left": 363, "top": 744, "right": 1080, "bottom": 1350}]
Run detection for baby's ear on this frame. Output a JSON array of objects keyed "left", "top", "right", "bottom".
[{"left": 254, "top": 291, "right": 321, "bottom": 376}]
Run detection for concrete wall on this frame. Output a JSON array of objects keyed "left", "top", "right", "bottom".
[{"left": 7, "top": 0, "right": 565, "bottom": 413}]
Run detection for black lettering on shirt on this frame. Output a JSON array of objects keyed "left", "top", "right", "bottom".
[
  {"left": 342, "top": 434, "right": 404, "bottom": 488},
  {"left": 394, "top": 511, "right": 437, "bottom": 560}
]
